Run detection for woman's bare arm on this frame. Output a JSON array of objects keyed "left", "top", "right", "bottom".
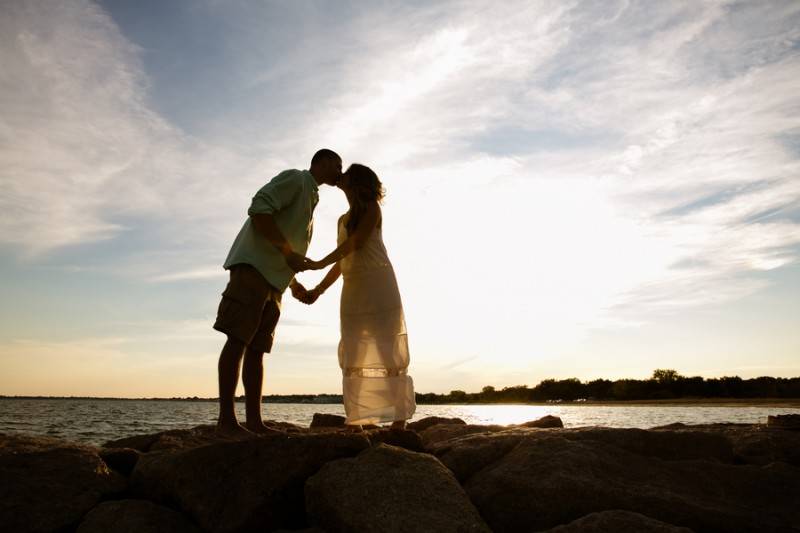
[{"left": 312, "top": 203, "right": 380, "bottom": 269}]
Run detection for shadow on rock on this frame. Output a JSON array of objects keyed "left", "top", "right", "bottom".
[
  {"left": 76, "top": 499, "right": 201, "bottom": 533},
  {"left": 0, "top": 433, "right": 126, "bottom": 533},
  {"left": 131, "top": 431, "right": 370, "bottom": 533},
  {"left": 305, "top": 443, "right": 491, "bottom": 533}
]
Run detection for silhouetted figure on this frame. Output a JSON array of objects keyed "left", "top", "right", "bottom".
[
  {"left": 214, "top": 149, "right": 342, "bottom": 435},
  {"left": 302, "top": 164, "right": 416, "bottom": 431}
]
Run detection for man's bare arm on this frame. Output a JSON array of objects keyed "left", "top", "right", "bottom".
[
  {"left": 251, "top": 213, "right": 309, "bottom": 272},
  {"left": 310, "top": 203, "right": 380, "bottom": 269}
]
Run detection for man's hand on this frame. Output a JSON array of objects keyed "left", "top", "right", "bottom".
[
  {"left": 285, "top": 251, "right": 311, "bottom": 272},
  {"left": 290, "top": 281, "right": 309, "bottom": 302},
  {"left": 299, "top": 287, "right": 321, "bottom": 305}
]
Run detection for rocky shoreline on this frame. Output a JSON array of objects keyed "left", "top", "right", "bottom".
[{"left": 2, "top": 414, "right": 798, "bottom": 532}]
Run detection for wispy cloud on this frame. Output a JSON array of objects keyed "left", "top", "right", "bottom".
[{"left": 1, "top": 0, "right": 799, "bottom": 394}]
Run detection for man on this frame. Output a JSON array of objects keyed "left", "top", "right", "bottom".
[{"left": 214, "top": 149, "right": 342, "bottom": 434}]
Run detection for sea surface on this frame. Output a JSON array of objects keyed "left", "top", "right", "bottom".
[{"left": 1, "top": 398, "right": 797, "bottom": 446}]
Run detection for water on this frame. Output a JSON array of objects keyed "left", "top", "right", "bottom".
[{"left": 0, "top": 398, "right": 797, "bottom": 446}]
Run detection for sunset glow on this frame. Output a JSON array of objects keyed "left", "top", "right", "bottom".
[{"left": 1, "top": 0, "right": 798, "bottom": 397}]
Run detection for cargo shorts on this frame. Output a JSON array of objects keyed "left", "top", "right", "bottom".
[{"left": 213, "top": 264, "right": 282, "bottom": 354}]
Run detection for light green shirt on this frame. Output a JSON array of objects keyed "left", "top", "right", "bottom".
[{"left": 224, "top": 169, "right": 319, "bottom": 292}]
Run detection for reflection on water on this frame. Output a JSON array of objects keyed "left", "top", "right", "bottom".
[{"left": 0, "top": 398, "right": 796, "bottom": 446}]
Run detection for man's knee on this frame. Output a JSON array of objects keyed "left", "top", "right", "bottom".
[
  {"left": 220, "top": 336, "right": 246, "bottom": 359},
  {"left": 243, "top": 346, "right": 265, "bottom": 361}
]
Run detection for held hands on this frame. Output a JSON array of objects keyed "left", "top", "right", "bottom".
[{"left": 290, "top": 282, "right": 322, "bottom": 305}]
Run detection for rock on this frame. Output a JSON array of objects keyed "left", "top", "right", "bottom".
[
  {"left": 305, "top": 444, "right": 491, "bottom": 533},
  {"left": 723, "top": 425, "right": 800, "bottom": 466},
  {"left": 518, "top": 414, "right": 563, "bottom": 428},
  {"left": 429, "top": 426, "right": 734, "bottom": 482},
  {"left": 569, "top": 427, "right": 734, "bottom": 463},
  {"left": 767, "top": 414, "right": 800, "bottom": 430},
  {"left": 430, "top": 430, "right": 533, "bottom": 482},
  {"left": 465, "top": 434, "right": 800, "bottom": 532},
  {"left": 104, "top": 425, "right": 221, "bottom": 452},
  {"left": 310, "top": 413, "right": 346, "bottom": 428},
  {"left": 649, "top": 423, "right": 800, "bottom": 467},
  {"left": 264, "top": 420, "right": 306, "bottom": 433},
  {"left": 420, "top": 423, "right": 509, "bottom": 447},
  {"left": 76, "top": 499, "right": 201, "bottom": 533},
  {"left": 366, "top": 428, "right": 425, "bottom": 452},
  {"left": 99, "top": 447, "right": 141, "bottom": 476},
  {"left": 132, "top": 431, "right": 370, "bottom": 532},
  {"left": 407, "top": 416, "right": 466, "bottom": 432},
  {"left": 104, "top": 423, "right": 304, "bottom": 452},
  {"left": 543, "top": 510, "right": 693, "bottom": 532},
  {"left": 0, "top": 433, "right": 126, "bottom": 533}
]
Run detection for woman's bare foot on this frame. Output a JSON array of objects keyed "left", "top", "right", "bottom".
[
  {"left": 390, "top": 420, "right": 407, "bottom": 431},
  {"left": 216, "top": 420, "right": 252, "bottom": 437},
  {"left": 346, "top": 424, "right": 364, "bottom": 433}
]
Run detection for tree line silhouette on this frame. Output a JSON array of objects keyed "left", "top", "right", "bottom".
[{"left": 415, "top": 369, "right": 800, "bottom": 403}]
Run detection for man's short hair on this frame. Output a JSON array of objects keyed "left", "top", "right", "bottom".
[{"left": 311, "top": 148, "right": 340, "bottom": 166}]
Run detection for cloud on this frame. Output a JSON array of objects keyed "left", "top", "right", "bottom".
[
  {"left": 1, "top": 0, "right": 799, "bottom": 394},
  {"left": 0, "top": 0, "right": 257, "bottom": 262}
]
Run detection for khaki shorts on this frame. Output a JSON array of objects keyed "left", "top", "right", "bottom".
[{"left": 213, "top": 264, "right": 282, "bottom": 354}]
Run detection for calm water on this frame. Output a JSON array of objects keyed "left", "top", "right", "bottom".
[{"left": 1, "top": 399, "right": 797, "bottom": 446}]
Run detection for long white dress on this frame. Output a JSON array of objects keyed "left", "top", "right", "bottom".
[{"left": 337, "top": 214, "right": 416, "bottom": 425}]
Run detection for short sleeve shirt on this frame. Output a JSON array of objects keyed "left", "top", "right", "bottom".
[{"left": 223, "top": 169, "right": 319, "bottom": 292}]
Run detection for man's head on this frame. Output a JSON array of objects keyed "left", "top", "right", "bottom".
[{"left": 309, "top": 149, "right": 342, "bottom": 186}]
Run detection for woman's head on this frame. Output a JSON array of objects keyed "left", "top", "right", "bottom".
[
  {"left": 340, "top": 163, "right": 385, "bottom": 203},
  {"left": 340, "top": 164, "right": 385, "bottom": 232}
]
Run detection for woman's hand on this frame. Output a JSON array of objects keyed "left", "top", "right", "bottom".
[
  {"left": 307, "top": 259, "right": 326, "bottom": 271},
  {"left": 300, "top": 286, "right": 322, "bottom": 305}
]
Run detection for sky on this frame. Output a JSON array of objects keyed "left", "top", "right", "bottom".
[{"left": 1, "top": 0, "right": 799, "bottom": 397}]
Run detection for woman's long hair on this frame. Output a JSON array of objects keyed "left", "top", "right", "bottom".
[{"left": 344, "top": 163, "right": 385, "bottom": 234}]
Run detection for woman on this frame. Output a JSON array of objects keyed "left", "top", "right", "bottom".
[{"left": 306, "top": 164, "right": 415, "bottom": 430}]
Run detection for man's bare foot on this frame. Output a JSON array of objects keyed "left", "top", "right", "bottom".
[
  {"left": 245, "top": 421, "right": 283, "bottom": 435},
  {"left": 390, "top": 420, "right": 407, "bottom": 431},
  {"left": 216, "top": 420, "right": 252, "bottom": 437},
  {"left": 346, "top": 424, "right": 364, "bottom": 433}
]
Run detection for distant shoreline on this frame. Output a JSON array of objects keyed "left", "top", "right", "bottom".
[{"left": 2, "top": 396, "right": 798, "bottom": 408}]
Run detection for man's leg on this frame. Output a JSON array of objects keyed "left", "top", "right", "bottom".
[
  {"left": 217, "top": 336, "right": 249, "bottom": 434},
  {"left": 243, "top": 295, "right": 281, "bottom": 434},
  {"left": 242, "top": 346, "right": 278, "bottom": 433}
]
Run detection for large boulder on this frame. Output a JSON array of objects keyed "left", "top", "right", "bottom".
[
  {"left": 305, "top": 444, "right": 491, "bottom": 533},
  {"left": 567, "top": 427, "right": 734, "bottom": 463},
  {"left": 767, "top": 414, "right": 800, "bottom": 430},
  {"left": 429, "top": 426, "right": 735, "bottom": 482},
  {"left": 465, "top": 434, "right": 800, "bottom": 532},
  {"left": 76, "top": 499, "right": 201, "bottom": 533},
  {"left": 310, "top": 413, "right": 346, "bottom": 428},
  {"left": 651, "top": 423, "right": 800, "bottom": 466},
  {"left": 420, "top": 423, "right": 509, "bottom": 447},
  {"left": 0, "top": 433, "right": 126, "bottom": 533},
  {"left": 104, "top": 425, "right": 220, "bottom": 452},
  {"left": 407, "top": 416, "right": 466, "bottom": 432},
  {"left": 429, "top": 429, "right": 533, "bottom": 482},
  {"left": 104, "top": 422, "right": 304, "bottom": 452},
  {"left": 131, "top": 431, "right": 370, "bottom": 532},
  {"left": 543, "top": 510, "right": 693, "bottom": 532},
  {"left": 717, "top": 424, "right": 800, "bottom": 466},
  {"left": 365, "top": 428, "right": 425, "bottom": 452},
  {"left": 99, "top": 447, "right": 141, "bottom": 476},
  {"left": 518, "top": 415, "right": 564, "bottom": 428}
]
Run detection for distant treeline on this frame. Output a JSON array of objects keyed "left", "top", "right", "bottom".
[
  {"left": 416, "top": 370, "right": 800, "bottom": 403},
  {"left": 3, "top": 370, "right": 799, "bottom": 403}
]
